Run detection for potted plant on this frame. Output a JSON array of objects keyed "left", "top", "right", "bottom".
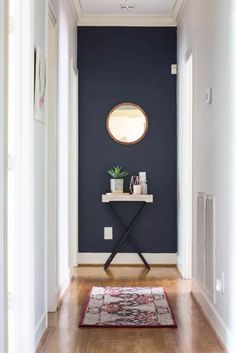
[{"left": 108, "top": 166, "right": 129, "bottom": 193}]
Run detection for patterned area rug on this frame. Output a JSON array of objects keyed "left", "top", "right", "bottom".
[{"left": 79, "top": 287, "right": 177, "bottom": 328}]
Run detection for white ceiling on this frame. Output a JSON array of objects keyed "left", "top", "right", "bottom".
[
  {"left": 80, "top": 0, "right": 177, "bottom": 17},
  {"left": 71, "top": 0, "right": 187, "bottom": 26}
]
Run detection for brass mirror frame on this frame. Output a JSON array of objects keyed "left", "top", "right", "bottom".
[{"left": 106, "top": 102, "right": 149, "bottom": 145}]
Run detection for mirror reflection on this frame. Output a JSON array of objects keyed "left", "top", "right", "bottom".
[{"left": 106, "top": 103, "right": 149, "bottom": 145}]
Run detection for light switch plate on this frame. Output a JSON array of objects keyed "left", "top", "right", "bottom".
[
  {"left": 104, "top": 227, "right": 113, "bottom": 240},
  {"left": 216, "top": 278, "right": 223, "bottom": 293}
]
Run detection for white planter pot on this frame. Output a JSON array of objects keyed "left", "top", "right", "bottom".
[{"left": 110, "top": 179, "right": 124, "bottom": 193}]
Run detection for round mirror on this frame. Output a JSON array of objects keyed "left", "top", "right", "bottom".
[{"left": 106, "top": 103, "right": 149, "bottom": 145}]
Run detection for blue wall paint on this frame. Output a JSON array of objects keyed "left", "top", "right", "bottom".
[{"left": 78, "top": 27, "right": 177, "bottom": 253}]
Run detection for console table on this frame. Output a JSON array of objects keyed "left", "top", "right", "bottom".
[{"left": 102, "top": 194, "right": 153, "bottom": 270}]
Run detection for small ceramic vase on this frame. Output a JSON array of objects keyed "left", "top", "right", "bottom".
[{"left": 129, "top": 176, "right": 140, "bottom": 194}]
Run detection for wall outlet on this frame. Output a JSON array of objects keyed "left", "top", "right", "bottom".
[
  {"left": 104, "top": 227, "right": 113, "bottom": 240},
  {"left": 171, "top": 64, "right": 177, "bottom": 75}
]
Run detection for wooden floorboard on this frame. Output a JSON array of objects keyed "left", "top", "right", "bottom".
[{"left": 37, "top": 266, "right": 224, "bottom": 353}]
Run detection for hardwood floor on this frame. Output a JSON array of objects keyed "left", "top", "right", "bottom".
[{"left": 37, "top": 266, "right": 224, "bottom": 353}]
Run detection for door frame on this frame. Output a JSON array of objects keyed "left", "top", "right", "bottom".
[
  {"left": 46, "top": 2, "right": 59, "bottom": 312},
  {"left": 182, "top": 47, "right": 194, "bottom": 279},
  {"left": 69, "top": 58, "right": 79, "bottom": 269},
  {"left": 0, "top": 0, "right": 8, "bottom": 351}
]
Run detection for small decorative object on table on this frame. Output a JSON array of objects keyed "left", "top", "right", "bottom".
[
  {"left": 133, "top": 184, "right": 142, "bottom": 195},
  {"left": 139, "top": 171, "right": 148, "bottom": 195},
  {"left": 129, "top": 176, "right": 141, "bottom": 194},
  {"left": 108, "top": 166, "right": 129, "bottom": 194}
]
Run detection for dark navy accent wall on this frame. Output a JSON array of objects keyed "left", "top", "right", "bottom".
[{"left": 78, "top": 27, "right": 177, "bottom": 253}]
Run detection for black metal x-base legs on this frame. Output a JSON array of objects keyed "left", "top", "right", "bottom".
[{"left": 104, "top": 202, "right": 150, "bottom": 270}]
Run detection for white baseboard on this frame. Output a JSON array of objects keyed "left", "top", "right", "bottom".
[
  {"left": 57, "top": 267, "right": 73, "bottom": 302},
  {"left": 35, "top": 312, "right": 47, "bottom": 350},
  {"left": 177, "top": 254, "right": 183, "bottom": 276},
  {"left": 192, "top": 278, "right": 236, "bottom": 353},
  {"left": 78, "top": 252, "right": 177, "bottom": 265},
  {"left": 35, "top": 268, "right": 72, "bottom": 351}
]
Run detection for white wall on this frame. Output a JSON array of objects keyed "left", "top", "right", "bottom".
[
  {"left": 177, "top": 0, "right": 236, "bottom": 351},
  {"left": 0, "top": 1, "right": 7, "bottom": 352},
  {"left": 34, "top": 0, "right": 77, "bottom": 348}
]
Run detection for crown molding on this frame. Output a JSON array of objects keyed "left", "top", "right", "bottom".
[
  {"left": 172, "top": 0, "right": 189, "bottom": 24},
  {"left": 69, "top": 0, "right": 81, "bottom": 24},
  {"left": 72, "top": 0, "right": 187, "bottom": 27},
  {"left": 78, "top": 15, "right": 177, "bottom": 27}
]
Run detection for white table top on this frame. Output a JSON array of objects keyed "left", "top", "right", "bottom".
[{"left": 102, "top": 194, "right": 153, "bottom": 203}]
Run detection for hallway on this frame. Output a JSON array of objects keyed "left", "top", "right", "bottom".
[
  {"left": 1, "top": 0, "right": 236, "bottom": 352},
  {"left": 37, "top": 266, "right": 224, "bottom": 353}
]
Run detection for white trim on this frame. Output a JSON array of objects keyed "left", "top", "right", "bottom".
[
  {"left": 173, "top": 0, "right": 189, "bottom": 24},
  {"left": 177, "top": 45, "right": 194, "bottom": 280},
  {"left": 192, "top": 279, "right": 236, "bottom": 353},
  {"left": 69, "top": 59, "right": 79, "bottom": 268},
  {"left": 35, "top": 273, "right": 72, "bottom": 350},
  {"left": 57, "top": 268, "right": 72, "bottom": 302},
  {"left": 34, "top": 313, "right": 47, "bottom": 351},
  {"left": 73, "top": 0, "right": 185, "bottom": 26},
  {"left": 177, "top": 254, "right": 183, "bottom": 277},
  {"left": 78, "top": 15, "right": 177, "bottom": 27},
  {"left": 46, "top": 1, "right": 59, "bottom": 313},
  {"left": 183, "top": 50, "right": 193, "bottom": 280},
  {"left": 69, "top": 0, "right": 80, "bottom": 24},
  {"left": 0, "top": 0, "right": 8, "bottom": 352},
  {"left": 78, "top": 253, "right": 177, "bottom": 265}
]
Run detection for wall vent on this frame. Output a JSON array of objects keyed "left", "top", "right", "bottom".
[
  {"left": 205, "top": 195, "right": 215, "bottom": 301},
  {"left": 196, "top": 192, "right": 206, "bottom": 285},
  {"left": 196, "top": 192, "right": 215, "bottom": 302}
]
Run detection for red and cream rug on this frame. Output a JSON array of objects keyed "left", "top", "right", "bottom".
[{"left": 79, "top": 286, "right": 177, "bottom": 328}]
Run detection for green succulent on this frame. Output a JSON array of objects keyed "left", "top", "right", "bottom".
[{"left": 107, "top": 166, "right": 129, "bottom": 179}]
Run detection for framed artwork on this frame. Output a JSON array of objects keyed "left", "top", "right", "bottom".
[{"left": 34, "top": 47, "right": 46, "bottom": 123}]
